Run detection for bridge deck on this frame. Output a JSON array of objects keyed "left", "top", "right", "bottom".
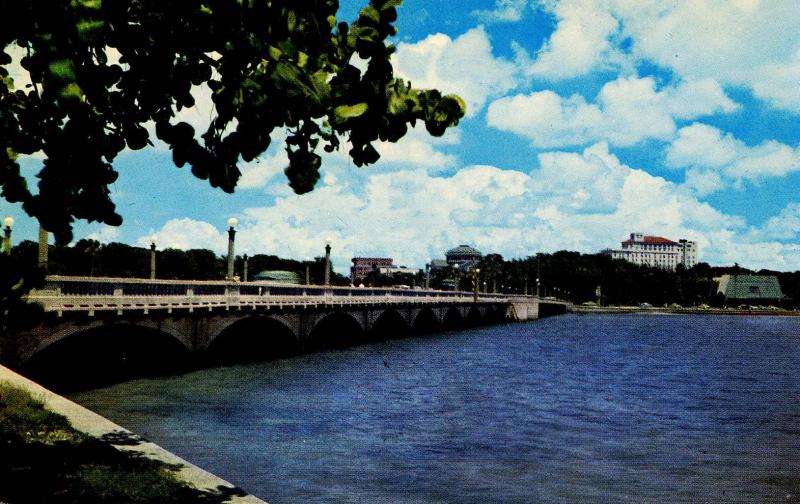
[{"left": 27, "top": 276, "right": 547, "bottom": 316}]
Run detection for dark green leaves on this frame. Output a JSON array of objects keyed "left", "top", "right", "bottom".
[{"left": 0, "top": 0, "right": 463, "bottom": 244}]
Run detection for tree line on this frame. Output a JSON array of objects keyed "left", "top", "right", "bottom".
[
  {"left": 9, "top": 239, "right": 350, "bottom": 286},
  {"left": 8, "top": 240, "right": 800, "bottom": 307},
  {"left": 428, "top": 251, "right": 799, "bottom": 308}
]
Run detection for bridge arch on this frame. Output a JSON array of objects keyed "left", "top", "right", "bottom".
[
  {"left": 22, "top": 320, "right": 191, "bottom": 364},
  {"left": 307, "top": 311, "right": 366, "bottom": 351},
  {"left": 465, "top": 306, "right": 484, "bottom": 327},
  {"left": 369, "top": 308, "right": 409, "bottom": 341},
  {"left": 206, "top": 315, "right": 300, "bottom": 365},
  {"left": 20, "top": 322, "right": 192, "bottom": 391},
  {"left": 411, "top": 307, "right": 441, "bottom": 334},
  {"left": 442, "top": 307, "right": 464, "bottom": 330}
]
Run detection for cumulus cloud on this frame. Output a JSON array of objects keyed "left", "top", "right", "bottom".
[
  {"left": 525, "top": 0, "right": 623, "bottom": 79},
  {"left": 391, "top": 27, "right": 519, "bottom": 117},
  {"left": 751, "top": 202, "right": 800, "bottom": 241},
  {"left": 666, "top": 123, "right": 800, "bottom": 190},
  {"left": 133, "top": 142, "right": 800, "bottom": 270},
  {"left": 519, "top": 0, "right": 800, "bottom": 112},
  {"left": 85, "top": 225, "right": 121, "bottom": 244},
  {"left": 486, "top": 76, "right": 738, "bottom": 148},
  {"left": 472, "top": 0, "right": 529, "bottom": 23},
  {"left": 143, "top": 218, "right": 227, "bottom": 254}
]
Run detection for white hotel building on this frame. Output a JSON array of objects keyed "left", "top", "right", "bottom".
[{"left": 603, "top": 232, "right": 698, "bottom": 271}]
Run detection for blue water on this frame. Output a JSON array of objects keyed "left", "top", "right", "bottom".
[{"left": 69, "top": 315, "right": 800, "bottom": 503}]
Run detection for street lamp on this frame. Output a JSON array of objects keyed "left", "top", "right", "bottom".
[
  {"left": 324, "top": 237, "right": 332, "bottom": 286},
  {"left": 226, "top": 217, "right": 237, "bottom": 280},
  {"left": 304, "top": 256, "right": 312, "bottom": 285},
  {"left": 243, "top": 254, "right": 249, "bottom": 282},
  {"left": 425, "top": 257, "right": 431, "bottom": 289},
  {"left": 472, "top": 267, "right": 480, "bottom": 302},
  {"left": 149, "top": 235, "right": 157, "bottom": 280},
  {"left": 38, "top": 224, "right": 49, "bottom": 271},
  {"left": 3, "top": 216, "right": 13, "bottom": 255}
]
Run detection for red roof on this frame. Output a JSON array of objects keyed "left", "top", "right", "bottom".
[{"left": 622, "top": 236, "right": 677, "bottom": 245}]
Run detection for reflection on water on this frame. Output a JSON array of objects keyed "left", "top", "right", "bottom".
[{"left": 70, "top": 315, "right": 800, "bottom": 503}]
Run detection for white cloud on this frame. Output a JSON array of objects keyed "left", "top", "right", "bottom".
[
  {"left": 472, "top": 0, "right": 529, "bottom": 23},
  {"left": 135, "top": 140, "right": 800, "bottom": 271},
  {"left": 372, "top": 124, "right": 460, "bottom": 172},
  {"left": 85, "top": 225, "right": 121, "bottom": 244},
  {"left": 525, "top": 0, "right": 622, "bottom": 79},
  {"left": 666, "top": 123, "right": 800, "bottom": 189},
  {"left": 143, "top": 218, "right": 226, "bottom": 254},
  {"left": 683, "top": 168, "right": 725, "bottom": 197},
  {"left": 392, "top": 27, "right": 519, "bottom": 117},
  {"left": 521, "top": 1, "right": 800, "bottom": 112},
  {"left": 751, "top": 202, "right": 800, "bottom": 241},
  {"left": 487, "top": 76, "right": 738, "bottom": 148}
]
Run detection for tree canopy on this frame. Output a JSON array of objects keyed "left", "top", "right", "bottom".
[{"left": 0, "top": 0, "right": 466, "bottom": 244}]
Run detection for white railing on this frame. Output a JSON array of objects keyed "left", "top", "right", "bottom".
[{"left": 27, "top": 276, "right": 531, "bottom": 316}]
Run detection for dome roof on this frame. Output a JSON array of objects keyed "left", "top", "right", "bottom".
[
  {"left": 253, "top": 270, "right": 301, "bottom": 283},
  {"left": 446, "top": 244, "right": 482, "bottom": 256}
]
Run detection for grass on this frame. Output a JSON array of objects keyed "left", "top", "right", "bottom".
[{"left": 0, "top": 381, "right": 220, "bottom": 504}]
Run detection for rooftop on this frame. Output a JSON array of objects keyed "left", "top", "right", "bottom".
[
  {"left": 446, "top": 244, "right": 482, "bottom": 256},
  {"left": 623, "top": 236, "right": 677, "bottom": 245},
  {"left": 717, "top": 274, "right": 784, "bottom": 300}
]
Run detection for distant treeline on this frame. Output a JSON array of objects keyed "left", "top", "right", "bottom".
[
  {"left": 9, "top": 239, "right": 351, "bottom": 285},
  {"left": 431, "top": 251, "right": 800, "bottom": 308},
  {"left": 10, "top": 241, "right": 800, "bottom": 307}
]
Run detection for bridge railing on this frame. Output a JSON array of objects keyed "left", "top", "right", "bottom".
[{"left": 28, "top": 276, "right": 528, "bottom": 315}]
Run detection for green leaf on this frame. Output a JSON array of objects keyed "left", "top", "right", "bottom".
[
  {"left": 59, "top": 82, "right": 84, "bottom": 101},
  {"left": 333, "top": 102, "right": 368, "bottom": 122},
  {"left": 381, "top": 0, "right": 404, "bottom": 9},
  {"left": 48, "top": 60, "right": 76, "bottom": 81}
]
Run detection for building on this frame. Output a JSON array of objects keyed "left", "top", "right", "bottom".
[
  {"left": 716, "top": 274, "right": 784, "bottom": 306},
  {"left": 445, "top": 244, "right": 482, "bottom": 270},
  {"left": 253, "top": 270, "right": 301, "bottom": 284},
  {"left": 604, "top": 232, "right": 698, "bottom": 271},
  {"left": 378, "top": 265, "right": 422, "bottom": 277},
  {"left": 351, "top": 257, "right": 394, "bottom": 282},
  {"left": 429, "top": 259, "right": 449, "bottom": 270}
]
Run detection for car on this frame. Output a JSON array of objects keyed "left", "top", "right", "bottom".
[{"left": 638, "top": 302, "right": 653, "bottom": 308}]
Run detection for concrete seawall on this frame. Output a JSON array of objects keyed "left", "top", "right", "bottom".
[{"left": 0, "top": 364, "right": 267, "bottom": 504}]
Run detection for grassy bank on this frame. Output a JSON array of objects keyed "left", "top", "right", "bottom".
[{"left": 0, "top": 381, "right": 214, "bottom": 504}]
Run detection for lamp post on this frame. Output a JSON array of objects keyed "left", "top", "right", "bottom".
[
  {"left": 38, "top": 224, "right": 48, "bottom": 271},
  {"left": 2, "top": 216, "right": 13, "bottom": 255},
  {"left": 226, "top": 217, "right": 237, "bottom": 280},
  {"left": 425, "top": 258, "right": 431, "bottom": 289},
  {"left": 243, "top": 254, "right": 249, "bottom": 282},
  {"left": 149, "top": 235, "right": 157, "bottom": 280},
  {"left": 324, "top": 237, "right": 332, "bottom": 286},
  {"left": 304, "top": 256, "right": 311, "bottom": 285},
  {"left": 536, "top": 277, "right": 541, "bottom": 298},
  {"left": 472, "top": 267, "right": 480, "bottom": 302}
]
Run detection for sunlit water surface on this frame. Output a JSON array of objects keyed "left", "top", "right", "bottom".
[{"left": 69, "top": 314, "right": 800, "bottom": 503}]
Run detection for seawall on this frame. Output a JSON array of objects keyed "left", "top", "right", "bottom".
[{"left": 0, "top": 364, "right": 267, "bottom": 504}]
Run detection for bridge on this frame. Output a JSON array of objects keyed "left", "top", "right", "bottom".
[{"left": 5, "top": 276, "right": 571, "bottom": 370}]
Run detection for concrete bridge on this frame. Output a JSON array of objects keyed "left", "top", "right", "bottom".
[{"left": 6, "top": 276, "right": 571, "bottom": 371}]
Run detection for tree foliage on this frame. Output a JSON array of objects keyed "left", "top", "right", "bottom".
[{"left": 0, "top": 0, "right": 465, "bottom": 244}]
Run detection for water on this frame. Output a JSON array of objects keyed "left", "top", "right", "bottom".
[{"left": 69, "top": 315, "right": 800, "bottom": 503}]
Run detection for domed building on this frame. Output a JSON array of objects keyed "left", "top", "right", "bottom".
[{"left": 445, "top": 244, "right": 482, "bottom": 269}]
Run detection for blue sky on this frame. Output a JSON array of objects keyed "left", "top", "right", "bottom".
[{"left": 3, "top": 0, "right": 800, "bottom": 271}]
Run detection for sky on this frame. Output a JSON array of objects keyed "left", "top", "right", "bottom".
[{"left": 3, "top": 0, "right": 800, "bottom": 272}]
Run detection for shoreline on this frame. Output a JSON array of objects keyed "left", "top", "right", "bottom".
[
  {"left": 0, "top": 364, "right": 267, "bottom": 504},
  {"left": 572, "top": 306, "right": 800, "bottom": 316}
]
